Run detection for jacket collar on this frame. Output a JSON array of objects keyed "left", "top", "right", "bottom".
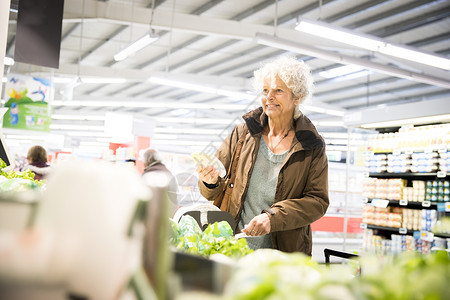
[{"left": 242, "top": 107, "right": 324, "bottom": 151}]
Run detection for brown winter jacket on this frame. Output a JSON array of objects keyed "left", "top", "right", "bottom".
[{"left": 199, "top": 107, "right": 329, "bottom": 255}]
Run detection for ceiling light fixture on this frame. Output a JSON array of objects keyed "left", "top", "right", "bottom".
[
  {"left": 114, "top": 0, "right": 159, "bottom": 62},
  {"left": 114, "top": 30, "right": 159, "bottom": 62},
  {"left": 295, "top": 18, "right": 450, "bottom": 71},
  {"left": 254, "top": 33, "right": 450, "bottom": 89}
]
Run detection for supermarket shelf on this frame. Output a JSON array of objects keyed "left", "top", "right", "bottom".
[
  {"left": 364, "top": 224, "right": 415, "bottom": 235},
  {"left": 366, "top": 198, "right": 438, "bottom": 209},
  {"left": 434, "top": 232, "right": 450, "bottom": 239},
  {"left": 369, "top": 172, "right": 446, "bottom": 179}
]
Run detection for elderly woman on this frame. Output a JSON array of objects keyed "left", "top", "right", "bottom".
[{"left": 197, "top": 56, "right": 329, "bottom": 255}]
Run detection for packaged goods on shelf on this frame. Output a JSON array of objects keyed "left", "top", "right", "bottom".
[
  {"left": 362, "top": 205, "right": 437, "bottom": 231},
  {"left": 368, "top": 124, "right": 450, "bottom": 154},
  {"left": 426, "top": 180, "right": 450, "bottom": 202},
  {"left": 362, "top": 229, "right": 434, "bottom": 255},
  {"left": 362, "top": 178, "right": 406, "bottom": 200}
]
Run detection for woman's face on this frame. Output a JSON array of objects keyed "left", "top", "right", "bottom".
[{"left": 261, "top": 75, "right": 298, "bottom": 120}]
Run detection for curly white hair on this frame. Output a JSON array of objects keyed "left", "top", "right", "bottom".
[{"left": 253, "top": 56, "right": 314, "bottom": 119}]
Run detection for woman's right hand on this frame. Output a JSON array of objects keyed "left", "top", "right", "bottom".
[{"left": 196, "top": 164, "right": 220, "bottom": 185}]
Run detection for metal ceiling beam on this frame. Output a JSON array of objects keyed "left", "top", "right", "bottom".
[
  {"left": 346, "top": 0, "right": 436, "bottom": 30},
  {"left": 323, "top": 0, "right": 388, "bottom": 23},
  {"left": 369, "top": 6, "right": 450, "bottom": 37}
]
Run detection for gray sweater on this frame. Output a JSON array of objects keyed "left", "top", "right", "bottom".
[{"left": 238, "top": 137, "right": 288, "bottom": 249}]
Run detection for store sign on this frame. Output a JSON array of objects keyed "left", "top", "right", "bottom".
[{"left": 2, "top": 74, "right": 52, "bottom": 132}]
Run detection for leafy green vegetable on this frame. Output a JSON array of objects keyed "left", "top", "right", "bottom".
[
  {"left": 224, "top": 249, "right": 450, "bottom": 300},
  {"left": 0, "top": 158, "right": 43, "bottom": 191},
  {"left": 172, "top": 215, "right": 253, "bottom": 258}
]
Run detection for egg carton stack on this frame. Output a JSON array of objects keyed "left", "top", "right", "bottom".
[
  {"left": 410, "top": 152, "right": 439, "bottom": 173},
  {"left": 362, "top": 178, "right": 406, "bottom": 200},
  {"left": 362, "top": 205, "right": 402, "bottom": 228},
  {"left": 401, "top": 208, "right": 422, "bottom": 231},
  {"left": 387, "top": 153, "right": 411, "bottom": 173},
  {"left": 365, "top": 153, "right": 387, "bottom": 173},
  {"left": 401, "top": 180, "right": 426, "bottom": 203},
  {"left": 438, "top": 151, "right": 450, "bottom": 173}
]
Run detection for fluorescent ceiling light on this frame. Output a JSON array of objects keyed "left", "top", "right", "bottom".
[
  {"left": 295, "top": 20, "right": 384, "bottom": 51},
  {"left": 4, "top": 57, "right": 14, "bottom": 66},
  {"left": 148, "top": 76, "right": 254, "bottom": 100},
  {"left": 361, "top": 114, "right": 450, "bottom": 129},
  {"left": 295, "top": 19, "right": 450, "bottom": 71},
  {"left": 254, "top": 33, "right": 450, "bottom": 89},
  {"left": 114, "top": 30, "right": 159, "bottom": 62}
]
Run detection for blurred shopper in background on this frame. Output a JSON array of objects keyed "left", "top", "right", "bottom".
[
  {"left": 22, "top": 145, "right": 51, "bottom": 180},
  {"left": 141, "top": 148, "right": 179, "bottom": 216},
  {"left": 197, "top": 56, "right": 329, "bottom": 254}
]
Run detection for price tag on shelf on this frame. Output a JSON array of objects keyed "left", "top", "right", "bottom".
[
  {"left": 438, "top": 147, "right": 447, "bottom": 153},
  {"left": 399, "top": 228, "right": 408, "bottom": 234},
  {"left": 405, "top": 149, "right": 413, "bottom": 155},
  {"left": 422, "top": 201, "right": 431, "bottom": 208},
  {"left": 413, "top": 231, "right": 421, "bottom": 239},
  {"left": 399, "top": 199, "right": 408, "bottom": 206},
  {"left": 424, "top": 148, "right": 433, "bottom": 153},
  {"left": 363, "top": 197, "right": 369, "bottom": 204},
  {"left": 371, "top": 199, "right": 389, "bottom": 208},
  {"left": 393, "top": 149, "right": 401, "bottom": 156},
  {"left": 360, "top": 223, "right": 367, "bottom": 229},
  {"left": 420, "top": 231, "right": 434, "bottom": 242},
  {"left": 437, "top": 171, "right": 447, "bottom": 178},
  {"left": 364, "top": 172, "right": 370, "bottom": 178}
]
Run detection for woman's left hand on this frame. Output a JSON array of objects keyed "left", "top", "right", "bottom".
[{"left": 243, "top": 213, "right": 271, "bottom": 236}]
